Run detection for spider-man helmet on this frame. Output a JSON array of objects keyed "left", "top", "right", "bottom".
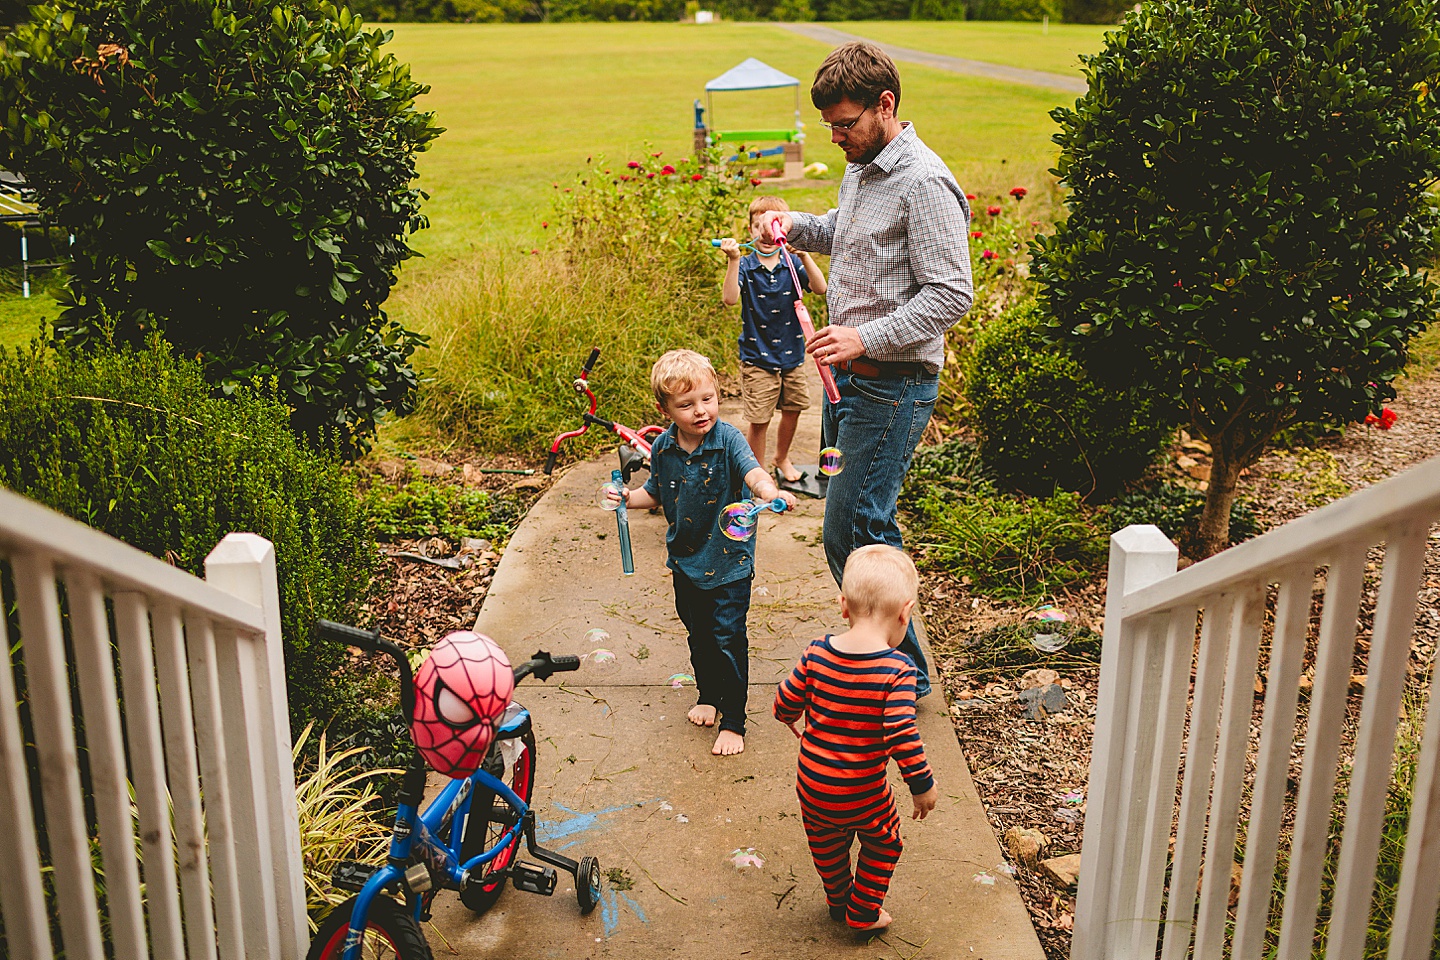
[{"left": 410, "top": 631, "right": 515, "bottom": 778}]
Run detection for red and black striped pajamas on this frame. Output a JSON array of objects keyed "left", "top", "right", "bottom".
[{"left": 773, "top": 636, "right": 935, "bottom": 928}]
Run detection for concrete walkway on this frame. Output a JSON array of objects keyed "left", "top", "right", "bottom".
[
  {"left": 778, "top": 22, "right": 1088, "bottom": 95},
  {"left": 433, "top": 381, "right": 1044, "bottom": 959}
]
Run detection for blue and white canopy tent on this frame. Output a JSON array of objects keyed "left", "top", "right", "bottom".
[{"left": 699, "top": 58, "right": 805, "bottom": 148}]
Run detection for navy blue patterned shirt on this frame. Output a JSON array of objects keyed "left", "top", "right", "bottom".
[
  {"left": 736, "top": 252, "right": 810, "bottom": 371},
  {"left": 643, "top": 420, "right": 761, "bottom": 588}
]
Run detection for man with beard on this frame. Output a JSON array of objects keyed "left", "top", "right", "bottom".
[{"left": 765, "top": 42, "right": 973, "bottom": 698}]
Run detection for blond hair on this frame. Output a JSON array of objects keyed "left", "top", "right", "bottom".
[
  {"left": 748, "top": 195, "right": 790, "bottom": 224},
  {"left": 651, "top": 349, "right": 718, "bottom": 407},
  {"left": 841, "top": 545, "right": 918, "bottom": 619}
]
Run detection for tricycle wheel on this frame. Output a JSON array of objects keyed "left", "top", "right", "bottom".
[{"left": 577, "top": 856, "right": 602, "bottom": 915}]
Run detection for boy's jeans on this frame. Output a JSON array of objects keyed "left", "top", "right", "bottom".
[
  {"left": 821, "top": 368, "right": 938, "bottom": 697},
  {"left": 673, "top": 570, "right": 752, "bottom": 734}
]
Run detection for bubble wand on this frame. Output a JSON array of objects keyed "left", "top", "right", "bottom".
[{"left": 767, "top": 217, "right": 841, "bottom": 404}]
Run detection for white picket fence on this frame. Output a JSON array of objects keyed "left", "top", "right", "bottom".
[
  {"left": 1074, "top": 455, "right": 1440, "bottom": 959},
  {"left": 0, "top": 488, "right": 306, "bottom": 960}
]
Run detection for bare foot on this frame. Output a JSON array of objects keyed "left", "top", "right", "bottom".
[
  {"left": 688, "top": 704, "right": 717, "bottom": 727},
  {"left": 852, "top": 909, "right": 892, "bottom": 934},
  {"left": 711, "top": 730, "right": 745, "bottom": 756},
  {"left": 775, "top": 458, "right": 802, "bottom": 483}
]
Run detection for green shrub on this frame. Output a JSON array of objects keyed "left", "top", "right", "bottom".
[
  {"left": 962, "top": 300, "right": 1174, "bottom": 498},
  {"left": 1103, "top": 480, "right": 1260, "bottom": 556},
  {"left": 913, "top": 488, "right": 1105, "bottom": 599},
  {"left": 413, "top": 151, "right": 756, "bottom": 457},
  {"left": 0, "top": 339, "right": 375, "bottom": 727},
  {"left": 363, "top": 478, "right": 526, "bottom": 543},
  {"left": 1034, "top": 0, "right": 1440, "bottom": 554},
  {"left": 0, "top": 0, "right": 440, "bottom": 452},
  {"left": 902, "top": 437, "right": 997, "bottom": 508}
]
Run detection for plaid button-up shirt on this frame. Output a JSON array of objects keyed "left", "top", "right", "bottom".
[{"left": 788, "top": 123, "right": 973, "bottom": 372}]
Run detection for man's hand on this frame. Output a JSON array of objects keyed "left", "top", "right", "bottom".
[
  {"left": 911, "top": 785, "right": 938, "bottom": 821},
  {"left": 806, "top": 324, "right": 866, "bottom": 365},
  {"left": 762, "top": 212, "right": 793, "bottom": 244},
  {"left": 719, "top": 237, "right": 743, "bottom": 261},
  {"left": 604, "top": 485, "right": 629, "bottom": 507}
]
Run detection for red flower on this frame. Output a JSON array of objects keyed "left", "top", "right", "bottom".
[
  {"left": 750, "top": 178, "right": 762, "bottom": 186},
  {"left": 1010, "top": 186, "right": 1028, "bottom": 200},
  {"left": 651, "top": 152, "right": 662, "bottom": 158},
  {"left": 619, "top": 175, "right": 631, "bottom": 181},
  {"left": 646, "top": 172, "right": 655, "bottom": 179},
  {"left": 970, "top": 230, "right": 984, "bottom": 239},
  {"left": 981, "top": 249, "right": 996, "bottom": 260},
  {"left": 1173, "top": 280, "right": 1183, "bottom": 288},
  {"left": 627, "top": 161, "right": 641, "bottom": 169},
  {"left": 530, "top": 248, "right": 538, "bottom": 255},
  {"left": 661, "top": 164, "right": 676, "bottom": 175},
  {"left": 1365, "top": 407, "right": 1399, "bottom": 429},
  {"left": 966, "top": 193, "right": 977, "bottom": 200},
  {"left": 691, "top": 173, "right": 703, "bottom": 181},
  {"left": 986, "top": 205, "right": 1002, "bottom": 216},
  {"left": 603, "top": 169, "right": 610, "bottom": 174},
  {"left": 541, "top": 221, "right": 548, "bottom": 228}
]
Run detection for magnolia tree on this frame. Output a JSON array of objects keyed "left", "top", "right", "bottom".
[
  {"left": 0, "top": 0, "right": 441, "bottom": 451},
  {"left": 1034, "top": 0, "right": 1440, "bottom": 556}
]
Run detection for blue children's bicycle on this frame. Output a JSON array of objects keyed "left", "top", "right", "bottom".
[{"left": 306, "top": 621, "right": 601, "bottom": 960}]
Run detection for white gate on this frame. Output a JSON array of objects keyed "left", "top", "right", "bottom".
[
  {"left": 1074, "top": 454, "right": 1440, "bottom": 960},
  {"left": 0, "top": 488, "right": 306, "bottom": 959}
]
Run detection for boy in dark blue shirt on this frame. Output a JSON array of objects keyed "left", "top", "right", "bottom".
[
  {"left": 606, "top": 350, "right": 796, "bottom": 756},
  {"left": 720, "top": 196, "right": 828, "bottom": 483}
]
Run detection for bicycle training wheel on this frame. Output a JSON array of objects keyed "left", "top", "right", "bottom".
[
  {"left": 459, "top": 727, "right": 536, "bottom": 914},
  {"left": 306, "top": 894, "right": 432, "bottom": 960}
]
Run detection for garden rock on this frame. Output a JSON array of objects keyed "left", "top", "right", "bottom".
[
  {"left": 1040, "top": 854, "right": 1081, "bottom": 890},
  {"left": 1018, "top": 683, "right": 1069, "bottom": 719},
  {"left": 1004, "top": 826, "right": 1048, "bottom": 867},
  {"left": 1019, "top": 667, "right": 1059, "bottom": 690}
]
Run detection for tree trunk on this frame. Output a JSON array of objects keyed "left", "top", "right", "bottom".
[{"left": 1195, "top": 435, "right": 1245, "bottom": 559}]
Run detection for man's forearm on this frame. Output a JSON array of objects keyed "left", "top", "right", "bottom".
[{"left": 786, "top": 210, "right": 836, "bottom": 255}]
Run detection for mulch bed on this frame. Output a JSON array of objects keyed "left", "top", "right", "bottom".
[{"left": 920, "top": 372, "right": 1440, "bottom": 960}]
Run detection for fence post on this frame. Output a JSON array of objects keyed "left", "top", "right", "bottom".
[
  {"left": 1072, "top": 524, "right": 1177, "bottom": 960},
  {"left": 206, "top": 533, "right": 307, "bottom": 960}
]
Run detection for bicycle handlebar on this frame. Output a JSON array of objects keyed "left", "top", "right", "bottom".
[
  {"left": 315, "top": 621, "right": 582, "bottom": 723},
  {"left": 582, "top": 347, "right": 600, "bottom": 375},
  {"left": 315, "top": 620, "right": 416, "bottom": 722}
]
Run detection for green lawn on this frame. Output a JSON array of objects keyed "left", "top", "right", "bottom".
[
  {"left": 834, "top": 19, "right": 1111, "bottom": 78},
  {"left": 384, "top": 22, "right": 1072, "bottom": 270},
  {"left": 1, "top": 22, "right": 1082, "bottom": 355},
  {"left": 0, "top": 279, "right": 61, "bottom": 351}
]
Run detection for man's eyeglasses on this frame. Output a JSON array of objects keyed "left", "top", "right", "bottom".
[{"left": 819, "top": 106, "right": 871, "bottom": 132}]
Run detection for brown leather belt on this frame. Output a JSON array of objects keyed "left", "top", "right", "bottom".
[{"left": 836, "top": 357, "right": 930, "bottom": 378}]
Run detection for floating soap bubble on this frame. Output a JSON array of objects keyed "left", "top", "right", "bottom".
[
  {"left": 583, "top": 628, "right": 610, "bottom": 645},
  {"left": 818, "top": 447, "right": 845, "bottom": 477},
  {"left": 719, "top": 498, "right": 788, "bottom": 542},
  {"left": 584, "top": 648, "right": 620, "bottom": 676},
  {"left": 596, "top": 480, "right": 624, "bottom": 511},
  {"left": 1031, "top": 631, "right": 1070, "bottom": 654},
  {"left": 668, "top": 673, "right": 695, "bottom": 688},
  {"left": 720, "top": 502, "right": 759, "bottom": 541}
]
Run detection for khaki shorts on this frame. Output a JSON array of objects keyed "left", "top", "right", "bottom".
[{"left": 740, "top": 362, "right": 810, "bottom": 423}]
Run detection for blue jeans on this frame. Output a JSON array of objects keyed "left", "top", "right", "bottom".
[
  {"left": 673, "top": 570, "right": 752, "bottom": 735},
  {"left": 822, "top": 369, "right": 937, "bottom": 697}
]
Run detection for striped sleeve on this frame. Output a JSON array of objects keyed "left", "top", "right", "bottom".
[
  {"left": 882, "top": 663, "right": 935, "bottom": 795},
  {"left": 773, "top": 648, "right": 810, "bottom": 725}
]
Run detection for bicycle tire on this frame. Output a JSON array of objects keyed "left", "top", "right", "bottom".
[
  {"left": 306, "top": 894, "right": 433, "bottom": 960},
  {"left": 459, "top": 727, "right": 536, "bottom": 914}
]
